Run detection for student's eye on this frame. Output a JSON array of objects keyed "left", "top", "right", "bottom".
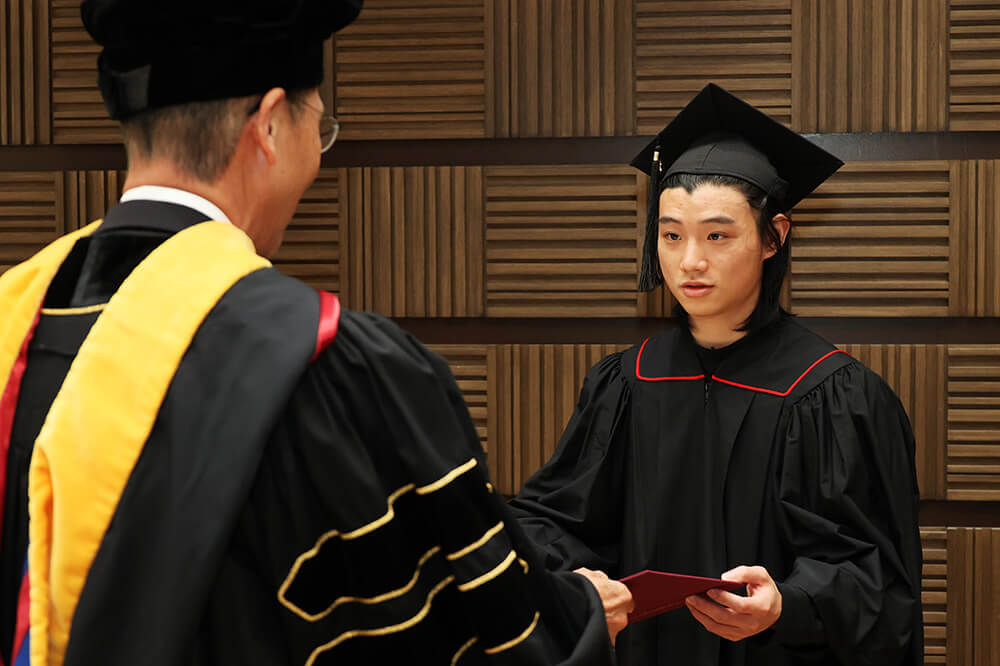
[
  {"left": 707, "top": 232, "right": 727, "bottom": 241},
  {"left": 663, "top": 232, "right": 681, "bottom": 241}
]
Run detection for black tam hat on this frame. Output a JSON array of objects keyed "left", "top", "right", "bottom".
[
  {"left": 631, "top": 83, "right": 843, "bottom": 291},
  {"left": 81, "top": 0, "right": 364, "bottom": 120}
]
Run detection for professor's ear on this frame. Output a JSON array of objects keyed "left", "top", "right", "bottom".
[{"left": 248, "top": 87, "right": 287, "bottom": 166}]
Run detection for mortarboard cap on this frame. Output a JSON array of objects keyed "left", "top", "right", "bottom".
[
  {"left": 81, "top": 0, "right": 364, "bottom": 120},
  {"left": 631, "top": 83, "right": 843, "bottom": 291},
  {"left": 631, "top": 83, "right": 843, "bottom": 211}
]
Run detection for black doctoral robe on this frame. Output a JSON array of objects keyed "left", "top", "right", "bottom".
[
  {"left": 0, "top": 200, "right": 614, "bottom": 666},
  {"left": 510, "top": 316, "right": 924, "bottom": 666}
]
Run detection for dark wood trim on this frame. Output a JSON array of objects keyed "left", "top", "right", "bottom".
[
  {"left": 0, "top": 144, "right": 128, "bottom": 171},
  {"left": 6, "top": 131, "right": 1000, "bottom": 171},
  {"left": 917, "top": 501, "right": 1000, "bottom": 527},
  {"left": 395, "top": 317, "right": 1000, "bottom": 345}
]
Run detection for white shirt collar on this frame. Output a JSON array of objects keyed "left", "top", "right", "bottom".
[{"left": 119, "top": 185, "right": 233, "bottom": 225}]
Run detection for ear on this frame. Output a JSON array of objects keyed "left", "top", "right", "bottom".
[
  {"left": 247, "top": 87, "right": 288, "bottom": 166},
  {"left": 764, "top": 213, "right": 790, "bottom": 259}
]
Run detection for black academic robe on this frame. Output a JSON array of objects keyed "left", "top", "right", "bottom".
[
  {"left": 0, "top": 201, "right": 614, "bottom": 666},
  {"left": 510, "top": 316, "right": 924, "bottom": 666}
]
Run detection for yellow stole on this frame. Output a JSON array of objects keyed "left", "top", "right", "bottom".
[{"left": 0, "top": 221, "right": 269, "bottom": 666}]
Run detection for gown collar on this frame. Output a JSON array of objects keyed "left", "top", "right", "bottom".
[{"left": 634, "top": 316, "right": 846, "bottom": 397}]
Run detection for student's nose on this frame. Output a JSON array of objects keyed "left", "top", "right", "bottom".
[{"left": 679, "top": 240, "right": 708, "bottom": 274}]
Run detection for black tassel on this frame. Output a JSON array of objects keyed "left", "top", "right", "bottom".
[{"left": 638, "top": 144, "right": 664, "bottom": 291}]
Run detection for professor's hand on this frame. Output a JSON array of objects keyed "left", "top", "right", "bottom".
[
  {"left": 574, "top": 567, "right": 634, "bottom": 644},
  {"left": 685, "top": 565, "right": 782, "bottom": 641}
]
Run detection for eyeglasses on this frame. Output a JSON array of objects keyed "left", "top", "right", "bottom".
[
  {"left": 299, "top": 100, "right": 340, "bottom": 153},
  {"left": 248, "top": 97, "right": 340, "bottom": 153}
]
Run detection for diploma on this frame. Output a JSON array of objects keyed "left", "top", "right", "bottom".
[{"left": 620, "top": 569, "right": 744, "bottom": 623}]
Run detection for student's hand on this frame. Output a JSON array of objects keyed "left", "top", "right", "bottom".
[
  {"left": 685, "top": 565, "right": 782, "bottom": 641},
  {"left": 574, "top": 567, "right": 634, "bottom": 644}
]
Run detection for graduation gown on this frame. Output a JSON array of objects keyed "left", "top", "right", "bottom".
[
  {"left": 0, "top": 200, "right": 614, "bottom": 666},
  {"left": 510, "top": 316, "right": 924, "bottom": 666}
]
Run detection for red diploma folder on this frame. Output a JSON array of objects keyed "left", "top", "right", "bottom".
[{"left": 620, "top": 570, "right": 744, "bottom": 623}]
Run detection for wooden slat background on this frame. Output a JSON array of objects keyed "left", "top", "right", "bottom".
[
  {"left": 922, "top": 527, "right": 948, "bottom": 665},
  {"left": 343, "top": 166, "right": 484, "bottom": 316},
  {"left": 484, "top": 165, "right": 643, "bottom": 317},
  {"left": 951, "top": 161, "right": 1000, "bottom": 317},
  {"left": 487, "top": 343, "right": 628, "bottom": 494},
  {"left": 948, "top": 347, "right": 1000, "bottom": 502},
  {"left": 59, "top": 169, "right": 122, "bottom": 231},
  {"left": 489, "top": 0, "right": 633, "bottom": 137},
  {"left": 792, "top": 0, "right": 948, "bottom": 131},
  {"left": 791, "top": 162, "right": 952, "bottom": 316},
  {"left": 50, "top": 0, "right": 116, "bottom": 144},
  {"left": 0, "top": 0, "right": 50, "bottom": 144},
  {"left": 3, "top": 2, "right": 1000, "bottom": 662},
  {"left": 271, "top": 169, "right": 342, "bottom": 293},
  {"left": 637, "top": 0, "right": 793, "bottom": 133},
  {"left": 333, "top": 0, "right": 487, "bottom": 139},
  {"left": 21, "top": 0, "right": 1000, "bottom": 141},
  {"left": 948, "top": 527, "right": 1000, "bottom": 666},
  {"left": 428, "top": 344, "right": 489, "bottom": 451},
  {"left": 949, "top": 0, "right": 1000, "bottom": 131},
  {"left": 0, "top": 172, "right": 59, "bottom": 272}
]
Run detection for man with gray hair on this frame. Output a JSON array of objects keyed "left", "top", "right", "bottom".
[{"left": 0, "top": 2, "right": 628, "bottom": 664}]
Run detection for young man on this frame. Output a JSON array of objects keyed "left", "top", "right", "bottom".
[
  {"left": 510, "top": 84, "right": 924, "bottom": 666},
  {"left": 0, "top": 2, "right": 624, "bottom": 664}
]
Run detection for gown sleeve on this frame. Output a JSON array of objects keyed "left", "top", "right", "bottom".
[
  {"left": 215, "top": 311, "right": 614, "bottom": 666},
  {"left": 767, "top": 362, "right": 923, "bottom": 666},
  {"left": 508, "top": 353, "right": 632, "bottom": 575}
]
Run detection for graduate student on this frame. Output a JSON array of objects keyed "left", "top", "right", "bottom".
[
  {"left": 0, "top": 2, "right": 624, "bottom": 664},
  {"left": 510, "top": 84, "right": 924, "bottom": 666}
]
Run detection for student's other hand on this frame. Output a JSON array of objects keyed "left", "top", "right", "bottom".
[
  {"left": 685, "top": 565, "right": 782, "bottom": 641},
  {"left": 574, "top": 567, "right": 634, "bottom": 644}
]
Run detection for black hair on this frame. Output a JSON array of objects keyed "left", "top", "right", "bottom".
[{"left": 638, "top": 172, "right": 790, "bottom": 333}]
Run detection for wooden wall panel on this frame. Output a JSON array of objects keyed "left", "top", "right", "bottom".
[
  {"left": 947, "top": 528, "right": 1000, "bottom": 666},
  {"left": 947, "top": 347, "right": 1000, "bottom": 502},
  {"left": 1, "top": 0, "right": 50, "bottom": 144},
  {"left": 0, "top": 172, "right": 58, "bottom": 274},
  {"left": 840, "top": 344, "right": 947, "bottom": 500},
  {"left": 490, "top": 0, "right": 633, "bottom": 137},
  {"left": 636, "top": 0, "right": 791, "bottom": 134},
  {"left": 792, "top": 0, "right": 948, "bottom": 132},
  {"left": 50, "top": 0, "right": 118, "bottom": 144},
  {"left": 484, "top": 165, "right": 643, "bottom": 317},
  {"left": 428, "top": 344, "right": 489, "bottom": 453},
  {"left": 922, "top": 527, "right": 948, "bottom": 665},
  {"left": 488, "top": 343, "right": 628, "bottom": 495},
  {"left": 272, "top": 169, "right": 341, "bottom": 292},
  {"left": 343, "top": 166, "right": 483, "bottom": 316},
  {"left": 0, "top": 170, "right": 123, "bottom": 276},
  {"left": 59, "top": 170, "right": 123, "bottom": 231},
  {"left": 949, "top": 1, "right": 1000, "bottom": 131},
  {"left": 790, "top": 162, "right": 951, "bottom": 316},
  {"left": 951, "top": 161, "right": 1000, "bottom": 317},
  {"left": 332, "top": 0, "right": 486, "bottom": 139}
]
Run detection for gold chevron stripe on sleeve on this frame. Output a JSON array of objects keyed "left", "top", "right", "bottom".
[
  {"left": 450, "top": 637, "right": 478, "bottom": 666},
  {"left": 457, "top": 550, "right": 517, "bottom": 592},
  {"left": 304, "top": 575, "right": 456, "bottom": 666},
  {"left": 446, "top": 521, "right": 504, "bottom": 561},
  {"left": 483, "top": 612, "right": 540, "bottom": 655},
  {"left": 416, "top": 457, "right": 479, "bottom": 495},
  {"left": 279, "top": 545, "right": 441, "bottom": 623}
]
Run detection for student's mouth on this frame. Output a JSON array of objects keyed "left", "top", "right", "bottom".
[{"left": 680, "top": 282, "right": 714, "bottom": 298}]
